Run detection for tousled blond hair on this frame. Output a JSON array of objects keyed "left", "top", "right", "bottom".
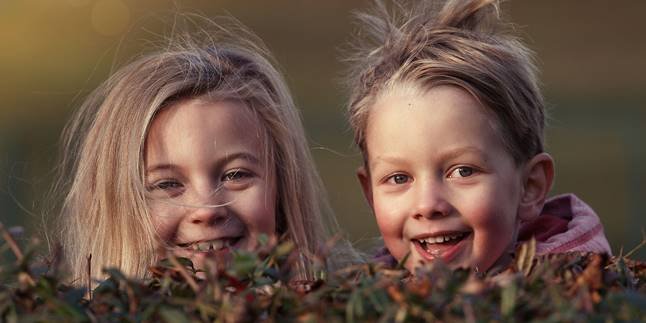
[
  {"left": 346, "top": 0, "right": 545, "bottom": 164},
  {"left": 53, "top": 16, "right": 354, "bottom": 283}
]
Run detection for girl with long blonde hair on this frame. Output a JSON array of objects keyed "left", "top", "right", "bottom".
[{"left": 52, "top": 17, "right": 357, "bottom": 284}]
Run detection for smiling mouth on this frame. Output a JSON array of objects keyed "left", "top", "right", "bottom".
[
  {"left": 412, "top": 231, "right": 471, "bottom": 260},
  {"left": 176, "top": 237, "right": 242, "bottom": 252}
]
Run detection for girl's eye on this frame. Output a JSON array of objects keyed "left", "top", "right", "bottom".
[
  {"left": 222, "top": 169, "right": 253, "bottom": 182},
  {"left": 154, "top": 181, "right": 182, "bottom": 190},
  {"left": 387, "top": 173, "right": 410, "bottom": 185},
  {"left": 151, "top": 180, "right": 183, "bottom": 191},
  {"left": 448, "top": 166, "right": 476, "bottom": 178}
]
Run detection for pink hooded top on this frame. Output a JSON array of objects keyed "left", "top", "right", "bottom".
[
  {"left": 373, "top": 193, "right": 612, "bottom": 268},
  {"left": 517, "top": 193, "right": 612, "bottom": 255}
]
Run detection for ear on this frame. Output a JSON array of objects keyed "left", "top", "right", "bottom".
[
  {"left": 357, "top": 166, "right": 374, "bottom": 209},
  {"left": 518, "top": 153, "right": 555, "bottom": 221}
]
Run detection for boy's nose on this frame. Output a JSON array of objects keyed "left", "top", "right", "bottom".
[{"left": 412, "top": 181, "right": 453, "bottom": 220}]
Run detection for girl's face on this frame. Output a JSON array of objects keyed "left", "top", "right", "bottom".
[
  {"left": 145, "top": 98, "right": 276, "bottom": 268},
  {"left": 358, "top": 85, "right": 525, "bottom": 273}
]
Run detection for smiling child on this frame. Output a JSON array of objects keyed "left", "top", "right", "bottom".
[
  {"left": 145, "top": 99, "right": 278, "bottom": 269},
  {"left": 345, "top": 0, "right": 611, "bottom": 274},
  {"left": 53, "top": 18, "right": 358, "bottom": 284}
]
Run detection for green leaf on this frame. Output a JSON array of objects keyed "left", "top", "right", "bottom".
[
  {"left": 257, "top": 234, "right": 269, "bottom": 246},
  {"left": 501, "top": 282, "right": 517, "bottom": 316}
]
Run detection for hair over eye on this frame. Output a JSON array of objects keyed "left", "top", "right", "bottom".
[
  {"left": 222, "top": 169, "right": 254, "bottom": 183},
  {"left": 149, "top": 180, "right": 183, "bottom": 191},
  {"left": 146, "top": 179, "right": 185, "bottom": 200}
]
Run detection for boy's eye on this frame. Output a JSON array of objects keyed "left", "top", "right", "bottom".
[
  {"left": 448, "top": 166, "right": 475, "bottom": 178},
  {"left": 387, "top": 173, "right": 410, "bottom": 184}
]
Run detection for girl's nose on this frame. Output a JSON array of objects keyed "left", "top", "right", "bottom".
[
  {"left": 188, "top": 205, "right": 228, "bottom": 226},
  {"left": 412, "top": 180, "right": 453, "bottom": 220},
  {"left": 186, "top": 185, "right": 229, "bottom": 226}
]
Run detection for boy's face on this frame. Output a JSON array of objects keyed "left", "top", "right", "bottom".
[
  {"left": 145, "top": 98, "right": 276, "bottom": 270},
  {"left": 359, "top": 85, "right": 524, "bottom": 272}
]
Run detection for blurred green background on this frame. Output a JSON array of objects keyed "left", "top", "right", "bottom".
[{"left": 1, "top": 0, "right": 644, "bottom": 259}]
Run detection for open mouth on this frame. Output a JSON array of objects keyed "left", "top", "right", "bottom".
[
  {"left": 412, "top": 231, "right": 471, "bottom": 262},
  {"left": 176, "top": 237, "right": 242, "bottom": 252}
]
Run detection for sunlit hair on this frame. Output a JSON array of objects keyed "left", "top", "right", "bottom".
[
  {"left": 346, "top": 0, "right": 545, "bottom": 164},
  {"left": 53, "top": 16, "right": 356, "bottom": 283}
]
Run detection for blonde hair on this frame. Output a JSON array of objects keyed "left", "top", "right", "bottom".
[
  {"left": 346, "top": 0, "right": 545, "bottom": 164},
  {"left": 53, "top": 17, "right": 355, "bottom": 283}
]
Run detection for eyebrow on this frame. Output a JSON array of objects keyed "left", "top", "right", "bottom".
[
  {"left": 440, "top": 147, "right": 487, "bottom": 162},
  {"left": 145, "top": 152, "right": 262, "bottom": 174},
  {"left": 370, "top": 146, "right": 487, "bottom": 169},
  {"left": 369, "top": 155, "right": 407, "bottom": 170}
]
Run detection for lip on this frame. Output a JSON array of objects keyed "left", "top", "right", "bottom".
[{"left": 411, "top": 231, "right": 472, "bottom": 264}]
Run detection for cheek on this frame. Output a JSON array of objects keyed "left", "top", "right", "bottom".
[
  {"left": 255, "top": 198, "right": 277, "bottom": 234},
  {"left": 460, "top": 187, "right": 517, "bottom": 233},
  {"left": 148, "top": 200, "right": 184, "bottom": 239},
  {"left": 239, "top": 185, "right": 277, "bottom": 235},
  {"left": 373, "top": 197, "right": 409, "bottom": 260},
  {"left": 151, "top": 215, "right": 178, "bottom": 242},
  {"left": 373, "top": 198, "right": 403, "bottom": 237},
  {"left": 461, "top": 190, "right": 518, "bottom": 267},
  {"left": 471, "top": 207, "right": 515, "bottom": 245}
]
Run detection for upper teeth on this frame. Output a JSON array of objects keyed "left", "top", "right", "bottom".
[
  {"left": 191, "top": 239, "right": 228, "bottom": 251},
  {"left": 419, "top": 233, "right": 464, "bottom": 245}
]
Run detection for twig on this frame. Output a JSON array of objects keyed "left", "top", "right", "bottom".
[
  {"left": 0, "top": 222, "right": 35, "bottom": 286},
  {"left": 87, "top": 254, "right": 93, "bottom": 300},
  {"left": 623, "top": 228, "right": 646, "bottom": 259},
  {"left": 168, "top": 253, "right": 200, "bottom": 292},
  {"left": 0, "top": 222, "right": 24, "bottom": 261}
]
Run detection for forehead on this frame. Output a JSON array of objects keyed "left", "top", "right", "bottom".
[
  {"left": 152, "top": 97, "right": 261, "bottom": 131},
  {"left": 365, "top": 85, "right": 508, "bottom": 164},
  {"left": 145, "top": 98, "right": 267, "bottom": 162}
]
